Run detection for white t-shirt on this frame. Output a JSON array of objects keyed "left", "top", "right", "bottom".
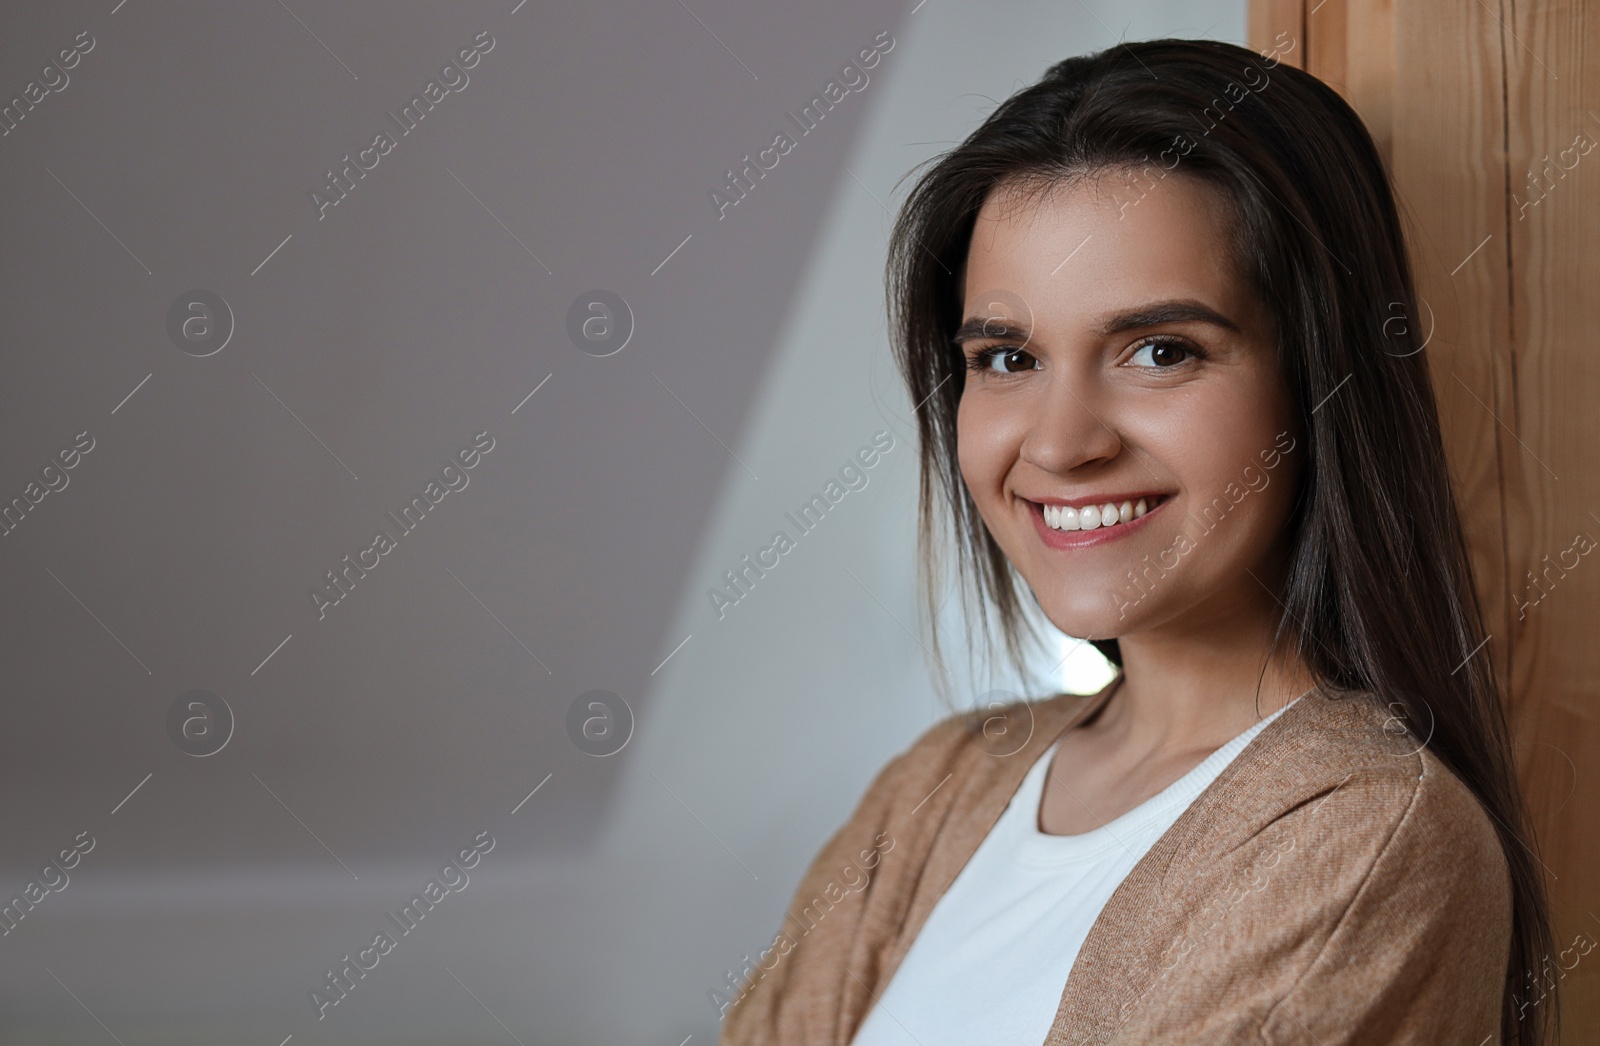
[{"left": 848, "top": 699, "right": 1297, "bottom": 1046}]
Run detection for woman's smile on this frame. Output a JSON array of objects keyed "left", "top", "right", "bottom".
[{"left": 1022, "top": 492, "right": 1172, "bottom": 550}]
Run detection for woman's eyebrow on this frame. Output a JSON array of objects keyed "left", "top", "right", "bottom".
[
  {"left": 952, "top": 317, "right": 1031, "bottom": 344},
  {"left": 952, "top": 298, "right": 1242, "bottom": 344},
  {"left": 1094, "top": 299, "right": 1243, "bottom": 336}
]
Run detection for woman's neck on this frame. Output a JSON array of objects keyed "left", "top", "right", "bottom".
[{"left": 1093, "top": 600, "right": 1316, "bottom": 756}]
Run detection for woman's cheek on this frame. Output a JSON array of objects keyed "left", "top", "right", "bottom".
[
  {"left": 955, "top": 396, "right": 1002, "bottom": 497},
  {"left": 961, "top": 391, "right": 1028, "bottom": 476}
]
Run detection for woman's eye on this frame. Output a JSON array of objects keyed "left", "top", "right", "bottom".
[
  {"left": 1126, "top": 338, "right": 1198, "bottom": 368},
  {"left": 971, "top": 347, "right": 1038, "bottom": 374}
]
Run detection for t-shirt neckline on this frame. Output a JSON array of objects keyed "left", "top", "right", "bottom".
[{"left": 1009, "top": 696, "right": 1300, "bottom": 866}]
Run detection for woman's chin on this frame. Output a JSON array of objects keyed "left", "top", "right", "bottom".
[
  {"left": 1034, "top": 578, "right": 1177, "bottom": 637},
  {"left": 1039, "top": 605, "right": 1131, "bottom": 643}
]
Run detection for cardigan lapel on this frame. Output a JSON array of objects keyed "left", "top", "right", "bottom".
[
  {"left": 1043, "top": 686, "right": 1374, "bottom": 1043},
  {"left": 835, "top": 677, "right": 1125, "bottom": 1043}
]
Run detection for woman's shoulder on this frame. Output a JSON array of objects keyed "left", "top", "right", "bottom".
[
  {"left": 1138, "top": 685, "right": 1514, "bottom": 966},
  {"left": 1194, "top": 686, "right": 1508, "bottom": 871},
  {"left": 1062, "top": 688, "right": 1514, "bottom": 1040}
]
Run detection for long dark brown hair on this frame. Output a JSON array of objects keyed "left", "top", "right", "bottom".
[{"left": 884, "top": 37, "right": 1554, "bottom": 1043}]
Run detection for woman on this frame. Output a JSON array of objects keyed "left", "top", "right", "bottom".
[{"left": 716, "top": 38, "right": 1554, "bottom": 1045}]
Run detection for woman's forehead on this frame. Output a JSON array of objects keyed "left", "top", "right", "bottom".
[{"left": 962, "top": 174, "right": 1252, "bottom": 329}]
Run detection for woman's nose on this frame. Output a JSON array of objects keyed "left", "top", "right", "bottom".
[{"left": 1017, "top": 372, "right": 1123, "bottom": 475}]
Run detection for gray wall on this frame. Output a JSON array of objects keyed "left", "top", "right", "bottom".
[{"left": 0, "top": 1, "right": 1239, "bottom": 1042}]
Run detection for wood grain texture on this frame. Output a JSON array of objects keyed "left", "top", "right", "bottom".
[
  {"left": 1498, "top": 5, "right": 1600, "bottom": 1034},
  {"left": 1250, "top": 0, "right": 1308, "bottom": 69},
  {"left": 1251, "top": 0, "right": 1598, "bottom": 1038}
]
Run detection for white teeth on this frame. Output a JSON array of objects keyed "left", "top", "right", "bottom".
[{"left": 1041, "top": 496, "right": 1160, "bottom": 532}]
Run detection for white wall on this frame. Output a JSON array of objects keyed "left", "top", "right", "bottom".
[{"left": 0, "top": 2, "right": 1242, "bottom": 1043}]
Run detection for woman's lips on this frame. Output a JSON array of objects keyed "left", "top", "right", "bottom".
[{"left": 1026, "top": 494, "right": 1170, "bottom": 549}]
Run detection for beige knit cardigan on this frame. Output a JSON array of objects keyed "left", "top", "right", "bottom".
[{"left": 717, "top": 677, "right": 1513, "bottom": 1044}]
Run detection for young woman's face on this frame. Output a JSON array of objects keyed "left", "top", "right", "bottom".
[{"left": 955, "top": 171, "right": 1303, "bottom": 642}]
